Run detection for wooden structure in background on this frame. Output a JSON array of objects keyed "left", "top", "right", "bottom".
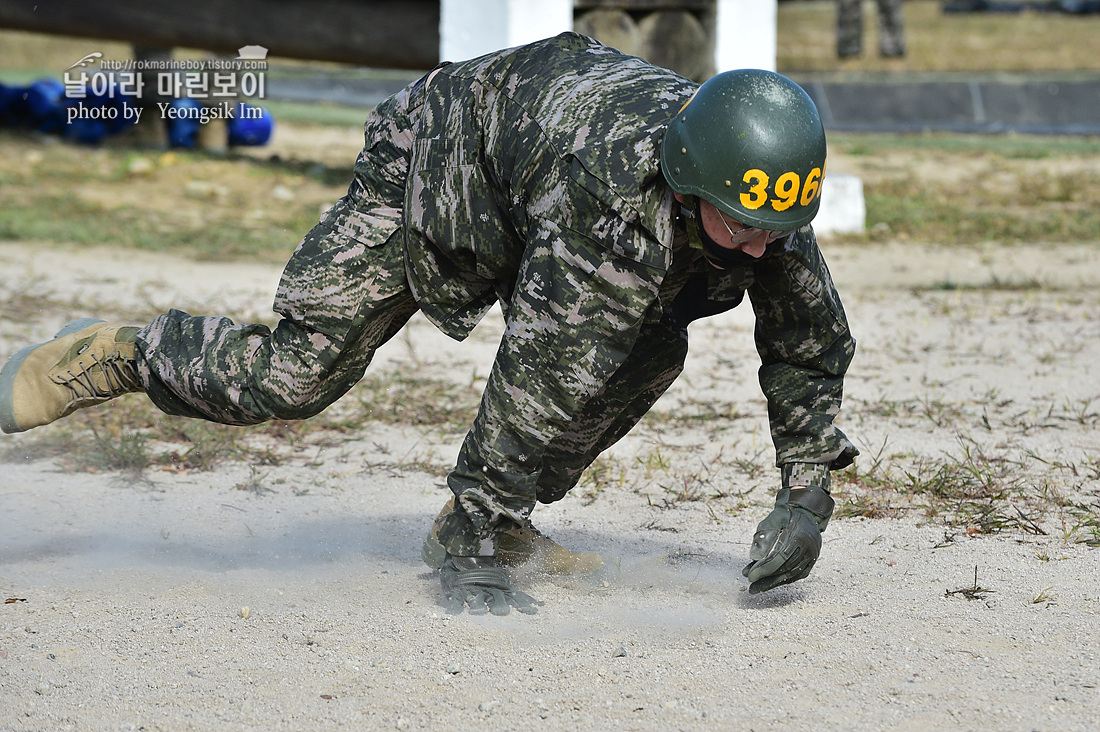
[
  {"left": 0, "top": 0, "right": 722, "bottom": 79},
  {"left": 575, "top": 0, "right": 715, "bottom": 80},
  {"left": 0, "top": 0, "right": 441, "bottom": 70}
]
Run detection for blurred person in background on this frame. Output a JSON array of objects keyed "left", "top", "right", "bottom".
[{"left": 838, "top": 0, "right": 907, "bottom": 57}]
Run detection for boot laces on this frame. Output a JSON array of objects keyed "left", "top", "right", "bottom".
[
  {"left": 505, "top": 518, "right": 544, "bottom": 542},
  {"left": 54, "top": 353, "right": 140, "bottom": 408}
]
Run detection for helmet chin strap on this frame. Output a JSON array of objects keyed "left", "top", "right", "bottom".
[{"left": 678, "top": 195, "right": 761, "bottom": 270}]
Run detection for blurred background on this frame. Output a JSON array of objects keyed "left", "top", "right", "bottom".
[{"left": 0, "top": 0, "right": 1098, "bottom": 257}]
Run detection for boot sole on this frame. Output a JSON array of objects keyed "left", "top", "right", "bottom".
[{"left": 0, "top": 318, "right": 105, "bottom": 434}]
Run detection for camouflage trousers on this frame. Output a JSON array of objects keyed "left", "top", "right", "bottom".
[
  {"left": 136, "top": 229, "right": 686, "bottom": 557},
  {"left": 435, "top": 317, "right": 687, "bottom": 556},
  {"left": 134, "top": 86, "right": 689, "bottom": 558},
  {"left": 837, "top": 0, "right": 907, "bottom": 58},
  {"left": 136, "top": 199, "right": 418, "bottom": 427}
]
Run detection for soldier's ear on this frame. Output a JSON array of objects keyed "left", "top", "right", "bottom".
[{"left": 673, "top": 192, "right": 686, "bottom": 204}]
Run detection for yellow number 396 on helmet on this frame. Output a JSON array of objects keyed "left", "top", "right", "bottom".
[{"left": 660, "top": 69, "right": 828, "bottom": 232}]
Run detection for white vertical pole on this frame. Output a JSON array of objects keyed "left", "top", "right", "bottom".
[
  {"left": 440, "top": 0, "right": 573, "bottom": 64},
  {"left": 715, "top": 0, "right": 778, "bottom": 72}
]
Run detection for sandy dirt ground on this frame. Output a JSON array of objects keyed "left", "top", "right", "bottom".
[{"left": 1, "top": 232, "right": 1099, "bottom": 731}]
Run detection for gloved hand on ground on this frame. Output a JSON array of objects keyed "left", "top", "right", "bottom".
[
  {"left": 440, "top": 555, "right": 541, "bottom": 616},
  {"left": 742, "top": 486, "right": 835, "bottom": 595}
]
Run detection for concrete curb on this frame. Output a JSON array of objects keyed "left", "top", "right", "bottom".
[{"left": 793, "top": 74, "right": 1100, "bottom": 135}]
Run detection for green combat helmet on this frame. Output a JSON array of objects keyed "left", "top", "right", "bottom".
[{"left": 661, "top": 69, "right": 827, "bottom": 231}]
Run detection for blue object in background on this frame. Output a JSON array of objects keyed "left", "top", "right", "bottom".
[
  {"left": 82, "top": 75, "right": 139, "bottom": 136},
  {"left": 23, "top": 78, "right": 67, "bottom": 134},
  {"left": 165, "top": 97, "right": 204, "bottom": 148},
  {"left": 0, "top": 82, "right": 30, "bottom": 127},
  {"left": 227, "top": 102, "right": 274, "bottom": 146},
  {"left": 0, "top": 76, "right": 115, "bottom": 142},
  {"left": 64, "top": 115, "right": 111, "bottom": 145},
  {"left": 1, "top": 76, "right": 275, "bottom": 148}
]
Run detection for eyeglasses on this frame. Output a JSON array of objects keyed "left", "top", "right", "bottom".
[{"left": 717, "top": 213, "right": 793, "bottom": 245}]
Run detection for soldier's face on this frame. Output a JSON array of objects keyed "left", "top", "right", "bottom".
[
  {"left": 697, "top": 199, "right": 770, "bottom": 259},
  {"left": 673, "top": 193, "right": 771, "bottom": 261}
]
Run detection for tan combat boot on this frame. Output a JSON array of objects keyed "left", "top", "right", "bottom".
[
  {"left": 0, "top": 319, "right": 143, "bottom": 434},
  {"left": 422, "top": 497, "right": 604, "bottom": 575}
]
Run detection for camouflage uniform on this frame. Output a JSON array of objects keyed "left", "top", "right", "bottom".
[
  {"left": 134, "top": 33, "right": 857, "bottom": 558},
  {"left": 837, "top": 0, "right": 907, "bottom": 58}
]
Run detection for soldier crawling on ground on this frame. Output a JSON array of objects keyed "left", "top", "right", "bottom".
[{"left": 1, "top": 33, "right": 857, "bottom": 616}]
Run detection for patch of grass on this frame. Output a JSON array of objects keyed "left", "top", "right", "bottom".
[
  {"left": 1062, "top": 503, "right": 1100, "bottom": 547},
  {"left": 640, "top": 518, "right": 680, "bottom": 533},
  {"left": 578, "top": 455, "right": 629, "bottom": 505},
  {"left": 833, "top": 437, "right": 904, "bottom": 519},
  {"left": 849, "top": 394, "right": 912, "bottom": 421},
  {"left": 0, "top": 131, "right": 341, "bottom": 263},
  {"left": 828, "top": 429, "right": 1094, "bottom": 537},
  {"left": 645, "top": 398, "right": 744, "bottom": 427},
  {"left": 2, "top": 395, "right": 313, "bottom": 473},
  {"left": 1005, "top": 397, "right": 1100, "bottom": 433},
  {"left": 918, "top": 397, "right": 968, "bottom": 429},
  {"left": 243, "top": 151, "right": 354, "bottom": 188},
  {"left": 351, "top": 372, "right": 481, "bottom": 429},
  {"left": 825, "top": 132, "right": 1100, "bottom": 246},
  {"left": 833, "top": 490, "right": 898, "bottom": 520},
  {"left": 847, "top": 394, "right": 973, "bottom": 430},
  {"left": 235, "top": 466, "right": 276, "bottom": 496},
  {"left": 652, "top": 475, "right": 711, "bottom": 509},
  {"left": 259, "top": 99, "right": 372, "bottom": 128},
  {"left": 4, "top": 128, "right": 1099, "bottom": 262},
  {"left": 157, "top": 421, "right": 248, "bottom": 471},
  {"left": 0, "top": 193, "right": 312, "bottom": 263},
  {"left": 727, "top": 448, "right": 769, "bottom": 481},
  {"left": 858, "top": 176, "right": 1100, "bottom": 246},
  {"left": 831, "top": 132, "right": 1100, "bottom": 159},
  {"left": 362, "top": 449, "right": 451, "bottom": 479},
  {"left": 634, "top": 445, "right": 763, "bottom": 515},
  {"left": 84, "top": 421, "right": 151, "bottom": 473},
  {"left": 1032, "top": 586, "right": 1056, "bottom": 604},
  {"left": 900, "top": 438, "right": 1047, "bottom": 535},
  {"left": 636, "top": 448, "right": 673, "bottom": 480},
  {"left": 0, "top": 196, "right": 131, "bottom": 247},
  {"left": 827, "top": 132, "right": 1100, "bottom": 245}
]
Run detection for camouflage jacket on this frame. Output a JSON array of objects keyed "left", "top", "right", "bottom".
[
  {"left": 353, "top": 34, "right": 855, "bottom": 516},
  {"left": 399, "top": 33, "right": 688, "bottom": 338}
]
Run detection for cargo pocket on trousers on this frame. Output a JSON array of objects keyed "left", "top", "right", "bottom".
[{"left": 274, "top": 196, "right": 408, "bottom": 331}]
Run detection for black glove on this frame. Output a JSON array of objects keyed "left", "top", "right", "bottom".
[
  {"left": 742, "top": 486, "right": 835, "bottom": 595},
  {"left": 440, "top": 555, "right": 541, "bottom": 616}
]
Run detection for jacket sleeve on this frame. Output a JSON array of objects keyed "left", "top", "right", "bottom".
[{"left": 748, "top": 228, "right": 858, "bottom": 489}]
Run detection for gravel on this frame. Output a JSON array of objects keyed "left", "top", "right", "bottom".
[{"left": 2, "top": 239, "right": 1099, "bottom": 730}]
